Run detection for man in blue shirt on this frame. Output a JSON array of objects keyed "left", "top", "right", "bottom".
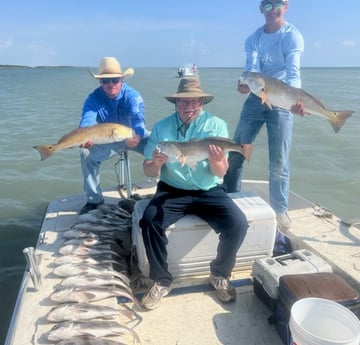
[
  {"left": 79, "top": 57, "right": 149, "bottom": 214},
  {"left": 223, "top": 0, "right": 304, "bottom": 232},
  {"left": 139, "top": 77, "right": 248, "bottom": 310}
]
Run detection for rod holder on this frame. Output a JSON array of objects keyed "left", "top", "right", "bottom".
[{"left": 23, "top": 247, "right": 42, "bottom": 290}]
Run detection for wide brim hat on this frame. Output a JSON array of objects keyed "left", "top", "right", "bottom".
[
  {"left": 89, "top": 57, "right": 134, "bottom": 79},
  {"left": 165, "top": 77, "right": 214, "bottom": 104}
]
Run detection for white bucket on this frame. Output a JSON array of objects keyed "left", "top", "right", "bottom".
[{"left": 289, "top": 297, "right": 360, "bottom": 345}]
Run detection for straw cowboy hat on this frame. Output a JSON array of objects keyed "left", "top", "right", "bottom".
[
  {"left": 89, "top": 57, "right": 134, "bottom": 79},
  {"left": 165, "top": 77, "right": 214, "bottom": 104}
]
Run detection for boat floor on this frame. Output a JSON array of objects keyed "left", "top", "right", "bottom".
[{"left": 6, "top": 180, "right": 360, "bottom": 345}]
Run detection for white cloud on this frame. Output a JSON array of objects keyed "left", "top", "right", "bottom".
[
  {"left": 310, "top": 42, "right": 322, "bottom": 49},
  {"left": 179, "top": 37, "right": 210, "bottom": 57},
  {"left": 0, "top": 39, "right": 13, "bottom": 49},
  {"left": 342, "top": 40, "right": 357, "bottom": 47}
]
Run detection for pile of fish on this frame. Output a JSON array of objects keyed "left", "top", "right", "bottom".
[{"left": 44, "top": 203, "right": 143, "bottom": 344}]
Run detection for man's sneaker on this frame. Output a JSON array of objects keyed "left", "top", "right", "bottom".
[
  {"left": 209, "top": 274, "right": 236, "bottom": 303},
  {"left": 79, "top": 201, "right": 104, "bottom": 215},
  {"left": 276, "top": 212, "right": 292, "bottom": 233},
  {"left": 141, "top": 282, "right": 172, "bottom": 310}
]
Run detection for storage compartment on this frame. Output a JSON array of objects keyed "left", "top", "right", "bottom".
[
  {"left": 273, "top": 272, "right": 360, "bottom": 345},
  {"left": 279, "top": 272, "right": 360, "bottom": 314},
  {"left": 251, "top": 249, "right": 332, "bottom": 310},
  {"left": 132, "top": 193, "right": 276, "bottom": 279}
]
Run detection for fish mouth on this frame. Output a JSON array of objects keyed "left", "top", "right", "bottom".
[{"left": 239, "top": 75, "right": 246, "bottom": 84}]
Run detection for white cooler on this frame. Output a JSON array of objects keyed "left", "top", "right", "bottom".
[{"left": 132, "top": 193, "right": 277, "bottom": 278}]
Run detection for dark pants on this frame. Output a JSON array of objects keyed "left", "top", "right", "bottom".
[
  {"left": 223, "top": 151, "right": 246, "bottom": 193},
  {"left": 139, "top": 181, "right": 249, "bottom": 286}
]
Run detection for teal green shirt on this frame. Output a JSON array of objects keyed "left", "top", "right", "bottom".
[{"left": 144, "top": 110, "right": 228, "bottom": 190}]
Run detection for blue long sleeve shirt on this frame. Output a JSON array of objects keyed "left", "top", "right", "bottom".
[
  {"left": 244, "top": 21, "right": 304, "bottom": 88},
  {"left": 79, "top": 82, "right": 146, "bottom": 137}
]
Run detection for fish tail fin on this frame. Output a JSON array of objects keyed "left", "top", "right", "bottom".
[
  {"left": 32, "top": 145, "right": 56, "bottom": 161},
  {"left": 261, "top": 90, "right": 267, "bottom": 104},
  {"left": 329, "top": 111, "right": 354, "bottom": 133},
  {"left": 240, "top": 144, "right": 253, "bottom": 163},
  {"left": 260, "top": 90, "right": 273, "bottom": 109},
  {"left": 179, "top": 154, "right": 186, "bottom": 168}
]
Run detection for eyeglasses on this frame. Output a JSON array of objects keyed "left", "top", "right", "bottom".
[
  {"left": 100, "top": 78, "right": 121, "bottom": 84},
  {"left": 176, "top": 98, "right": 202, "bottom": 106},
  {"left": 261, "top": 1, "right": 286, "bottom": 12}
]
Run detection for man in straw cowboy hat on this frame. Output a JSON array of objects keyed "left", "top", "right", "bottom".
[
  {"left": 139, "top": 77, "right": 248, "bottom": 310},
  {"left": 79, "top": 57, "right": 149, "bottom": 215}
]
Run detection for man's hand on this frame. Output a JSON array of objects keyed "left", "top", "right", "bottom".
[
  {"left": 143, "top": 147, "right": 168, "bottom": 178},
  {"left": 152, "top": 147, "right": 168, "bottom": 168},
  {"left": 125, "top": 135, "right": 141, "bottom": 148},
  {"left": 79, "top": 140, "right": 93, "bottom": 149},
  {"left": 208, "top": 145, "right": 226, "bottom": 162},
  {"left": 237, "top": 80, "right": 250, "bottom": 94},
  {"left": 208, "top": 145, "right": 228, "bottom": 177},
  {"left": 290, "top": 102, "right": 306, "bottom": 116}
]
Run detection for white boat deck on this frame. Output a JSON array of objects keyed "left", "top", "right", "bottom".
[{"left": 5, "top": 180, "right": 360, "bottom": 345}]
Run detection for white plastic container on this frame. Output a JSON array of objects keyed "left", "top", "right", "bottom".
[
  {"left": 132, "top": 193, "right": 276, "bottom": 278},
  {"left": 251, "top": 249, "right": 333, "bottom": 301},
  {"left": 289, "top": 297, "right": 360, "bottom": 345}
]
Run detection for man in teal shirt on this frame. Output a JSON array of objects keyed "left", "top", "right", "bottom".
[{"left": 140, "top": 77, "right": 249, "bottom": 310}]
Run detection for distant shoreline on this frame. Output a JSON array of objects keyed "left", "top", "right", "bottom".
[
  {"left": 1, "top": 65, "right": 359, "bottom": 69},
  {"left": 0, "top": 65, "right": 76, "bottom": 69}
]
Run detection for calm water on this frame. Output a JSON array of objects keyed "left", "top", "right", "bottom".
[{"left": 1, "top": 67, "right": 359, "bottom": 341}]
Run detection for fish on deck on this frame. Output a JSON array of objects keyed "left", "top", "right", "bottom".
[
  {"left": 33, "top": 123, "right": 134, "bottom": 161},
  {"left": 45, "top": 302, "right": 125, "bottom": 322},
  {"left": 49, "top": 286, "right": 139, "bottom": 306},
  {"left": 46, "top": 320, "right": 140, "bottom": 343},
  {"left": 240, "top": 71, "right": 354, "bottom": 133},
  {"left": 158, "top": 137, "right": 253, "bottom": 170},
  {"left": 55, "top": 338, "right": 126, "bottom": 345}
]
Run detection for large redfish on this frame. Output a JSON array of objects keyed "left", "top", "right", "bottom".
[
  {"left": 33, "top": 123, "right": 134, "bottom": 161},
  {"left": 240, "top": 72, "right": 354, "bottom": 133},
  {"left": 158, "top": 137, "right": 253, "bottom": 170}
]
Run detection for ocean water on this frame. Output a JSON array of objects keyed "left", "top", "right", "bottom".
[{"left": 0, "top": 66, "right": 359, "bottom": 341}]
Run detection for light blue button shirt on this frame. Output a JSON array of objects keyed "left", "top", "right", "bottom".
[{"left": 144, "top": 110, "right": 228, "bottom": 190}]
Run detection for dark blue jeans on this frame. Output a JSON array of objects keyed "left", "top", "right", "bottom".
[{"left": 139, "top": 181, "right": 249, "bottom": 285}]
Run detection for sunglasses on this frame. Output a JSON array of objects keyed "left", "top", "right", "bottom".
[
  {"left": 100, "top": 78, "right": 121, "bottom": 84},
  {"left": 176, "top": 98, "right": 202, "bottom": 106},
  {"left": 261, "top": 1, "right": 286, "bottom": 12}
]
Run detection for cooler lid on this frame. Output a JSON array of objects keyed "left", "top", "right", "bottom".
[{"left": 279, "top": 272, "right": 360, "bottom": 304}]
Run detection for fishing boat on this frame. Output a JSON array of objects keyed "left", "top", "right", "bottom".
[
  {"left": 175, "top": 64, "right": 199, "bottom": 78},
  {"left": 5, "top": 158, "right": 360, "bottom": 344}
]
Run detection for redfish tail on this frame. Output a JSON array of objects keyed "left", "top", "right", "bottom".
[
  {"left": 329, "top": 110, "right": 354, "bottom": 133},
  {"left": 240, "top": 144, "right": 253, "bottom": 163},
  {"left": 32, "top": 144, "right": 56, "bottom": 161}
]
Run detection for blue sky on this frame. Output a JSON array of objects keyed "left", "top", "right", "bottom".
[{"left": 1, "top": 1, "right": 359, "bottom": 68}]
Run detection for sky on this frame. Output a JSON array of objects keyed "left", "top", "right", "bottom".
[{"left": 1, "top": 1, "right": 360, "bottom": 68}]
